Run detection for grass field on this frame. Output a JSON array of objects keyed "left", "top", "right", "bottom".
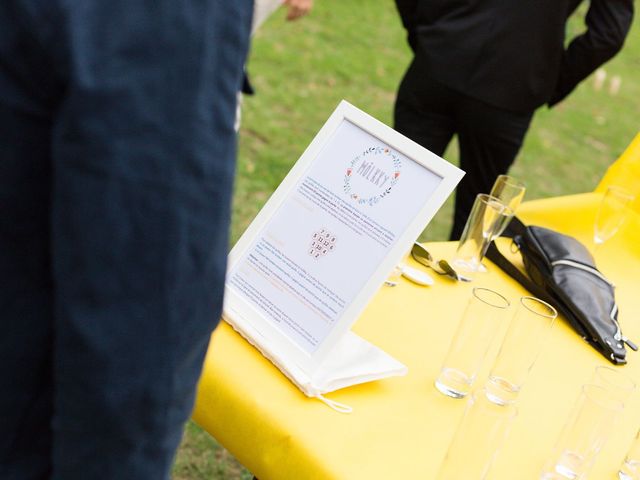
[{"left": 172, "top": 1, "right": 640, "bottom": 478}]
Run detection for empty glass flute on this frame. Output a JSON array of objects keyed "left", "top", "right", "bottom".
[
  {"left": 620, "top": 428, "right": 640, "bottom": 480},
  {"left": 489, "top": 174, "right": 526, "bottom": 238},
  {"left": 485, "top": 296, "right": 557, "bottom": 405},
  {"left": 437, "top": 389, "right": 518, "bottom": 480},
  {"left": 541, "top": 384, "right": 625, "bottom": 480},
  {"left": 593, "top": 185, "right": 635, "bottom": 252},
  {"left": 435, "top": 287, "right": 510, "bottom": 399},
  {"left": 452, "top": 193, "right": 511, "bottom": 280}
]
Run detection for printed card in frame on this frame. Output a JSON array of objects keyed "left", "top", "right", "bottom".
[{"left": 223, "top": 100, "right": 464, "bottom": 380}]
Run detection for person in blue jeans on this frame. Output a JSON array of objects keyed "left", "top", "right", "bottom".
[{"left": 0, "top": 1, "right": 253, "bottom": 479}]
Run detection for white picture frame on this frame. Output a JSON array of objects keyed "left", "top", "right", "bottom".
[{"left": 223, "top": 100, "right": 464, "bottom": 380}]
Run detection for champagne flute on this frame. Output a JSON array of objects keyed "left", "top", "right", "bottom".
[
  {"left": 451, "top": 194, "right": 509, "bottom": 279},
  {"left": 476, "top": 175, "right": 525, "bottom": 273},
  {"left": 489, "top": 174, "right": 526, "bottom": 239},
  {"left": 593, "top": 186, "right": 635, "bottom": 252}
]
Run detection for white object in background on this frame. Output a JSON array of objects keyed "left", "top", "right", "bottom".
[
  {"left": 252, "top": 0, "right": 284, "bottom": 33},
  {"left": 235, "top": 0, "right": 284, "bottom": 132},
  {"left": 610, "top": 75, "right": 622, "bottom": 95},
  {"left": 594, "top": 68, "right": 607, "bottom": 91}
]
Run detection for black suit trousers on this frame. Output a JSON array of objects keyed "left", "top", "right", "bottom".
[{"left": 394, "top": 58, "right": 534, "bottom": 240}]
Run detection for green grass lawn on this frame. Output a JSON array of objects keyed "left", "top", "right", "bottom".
[{"left": 173, "top": 1, "right": 640, "bottom": 478}]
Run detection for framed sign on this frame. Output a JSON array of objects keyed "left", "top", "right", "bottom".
[{"left": 223, "top": 100, "right": 464, "bottom": 381}]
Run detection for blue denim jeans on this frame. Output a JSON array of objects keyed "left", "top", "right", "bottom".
[{"left": 0, "top": 1, "right": 252, "bottom": 478}]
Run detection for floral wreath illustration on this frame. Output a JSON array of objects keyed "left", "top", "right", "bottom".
[{"left": 343, "top": 146, "right": 402, "bottom": 206}]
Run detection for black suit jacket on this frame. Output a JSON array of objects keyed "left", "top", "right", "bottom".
[{"left": 396, "top": 0, "right": 634, "bottom": 112}]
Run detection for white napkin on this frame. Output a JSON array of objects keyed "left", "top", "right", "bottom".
[{"left": 225, "top": 317, "right": 407, "bottom": 413}]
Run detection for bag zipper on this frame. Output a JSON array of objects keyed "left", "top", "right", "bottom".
[
  {"left": 550, "top": 259, "right": 614, "bottom": 287},
  {"left": 552, "top": 260, "right": 637, "bottom": 351},
  {"left": 610, "top": 304, "right": 638, "bottom": 351}
]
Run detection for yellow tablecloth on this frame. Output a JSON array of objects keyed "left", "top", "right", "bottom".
[{"left": 193, "top": 192, "right": 640, "bottom": 479}]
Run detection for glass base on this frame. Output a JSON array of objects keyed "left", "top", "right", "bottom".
[
  {"left": 541, "top": 472, "right": 574, "bottom": 480},
  {"left": 619, "top": 458, "right": 640, "bottom": 480},
  {"left": 434, "top": 381, "right": 467, "bottom": 399},
  {"left": 435, "top": 368, "right": 472, "bottom": 399},
  {"left": 485, "top": 376, "right": 519, "bottom": 405},
  {"left": 542, "top": 450, "right": 586, "bottom": 480},
  {"left": 450, "top": 257, "right": 480, "bottom": 281}
]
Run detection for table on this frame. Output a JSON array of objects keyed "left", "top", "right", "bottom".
[{"left": 192, "top": 192, "right": 640, "bottom": 479}]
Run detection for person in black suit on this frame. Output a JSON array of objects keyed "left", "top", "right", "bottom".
[
  {"left": 394, "top": 0, "right": 634, "bottom": 239},
  {"left": 0, "top": 1, "right": 252, "bottom": 479}
]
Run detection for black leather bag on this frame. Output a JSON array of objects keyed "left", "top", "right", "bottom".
[{"left": 486, "top": 217, "right": 636, "bottom": 365}]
